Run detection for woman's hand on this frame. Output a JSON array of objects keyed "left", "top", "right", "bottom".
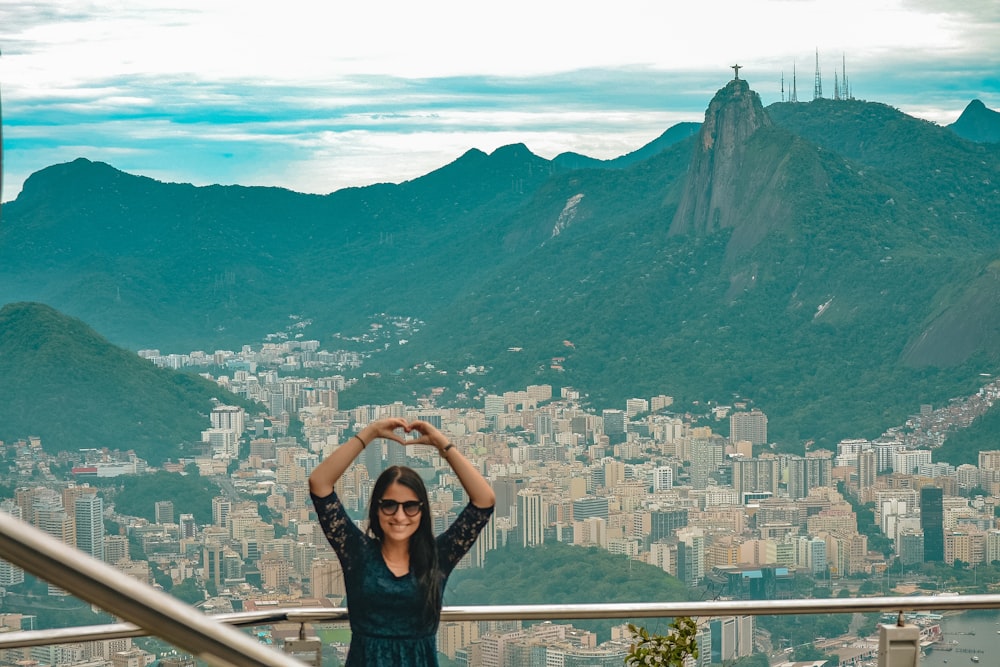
[
  {"left": 405, "top": 420, "right": 495, "bottom": 508},
  {"left": 357, "top": 417, "right": 409, "bottom": 447},
  {"left": 404, "top": 420, "right": 449, "bottom": 451}
]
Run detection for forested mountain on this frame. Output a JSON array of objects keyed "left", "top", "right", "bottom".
[
  {"left": 0, "top": 302, "right": 252, "bottom": 462},
  {"left": 948, "top": 99, "right": 1000, "bottom": 143},
  {"left": 1, "top": 80, "right": 997, "bottom": 449}
]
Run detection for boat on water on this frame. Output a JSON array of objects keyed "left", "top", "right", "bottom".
[{"left": 971, "top": 657, "right": 980, "bottom": 663}]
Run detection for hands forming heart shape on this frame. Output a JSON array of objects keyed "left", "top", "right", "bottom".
[{"left": 366, "top": 417, "right": 447, "bottom": 449}]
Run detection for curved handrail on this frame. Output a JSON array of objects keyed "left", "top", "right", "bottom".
[
  {"left": 1, "top": 594, "right": 999, "bottom": 650},
  {"left": 0, "top": 512, "right": 303, "bottom": 666}
]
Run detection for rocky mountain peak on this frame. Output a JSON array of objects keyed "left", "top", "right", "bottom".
[
  {"left": 669, "top": 78, "right": 773, "bottom": 237},
  {"left": 948, "top": 98, "right": 1000, "bottom": 143}
]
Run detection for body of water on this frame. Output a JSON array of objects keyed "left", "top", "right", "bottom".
[{"left": 920, "top": 610, "right": 1000, "bottom": 667}]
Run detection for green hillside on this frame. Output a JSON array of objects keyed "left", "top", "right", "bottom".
[
  {"left": 447, "top": 542, "right": 689, "bottom": 642},
  {"left": 0, "top": 302, "right": 252, "bottom": 463}
]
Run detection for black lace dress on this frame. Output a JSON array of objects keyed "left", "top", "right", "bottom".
[{"left": 311, "top": 491, "right": 494, "bottom": 666}]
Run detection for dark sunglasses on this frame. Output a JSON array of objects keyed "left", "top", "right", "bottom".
[{"left": 378, "top": 499, "right": 423, "bottom": 516}]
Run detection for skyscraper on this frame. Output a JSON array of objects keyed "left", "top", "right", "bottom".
[
  {"left": 516, "top": 489, "right": 545, "bottom": 547},
  {"left": 732, "top": 457, "right": 779, "bottom": 501},
  {"left": 75, "top": 493, "right": 105, "bottom": 561},
  {"left": 676, "top": 526, "right": 706, "bottom": 586},
  {"left": 0, "top": 500, "right": 25, "bottom": 586},
  {"left": 729, "top": 410, "right": 768, "bottom": 445},
  {"left": 857, "top": 450, "right": 877, "bottom": 488},
  {"left": 650, "top": 508, "right": 689, "bottom": 542},
  {"left": 572, "top": 496, "right": 609, "bottom": 521},
  {"left": 690, "top": 439, "right": 724, "bottom": 490},
  {"left": 601, "top": 410, "right": 626, "bottom": 440},
  {"left": 652, "top": 466, "right": 673, "bottom": 491},
  {"left": 212, "top": 496, "right": 232, "bottom": 529},
  {"left": 179, "top": 513, "right": 197, "bottom": 539},
  {"left": 361, "top": 435, "right": 384, "bottom": 479},
  {"left": 154, "top": 500, "right": 175, "bottom": 525},
  {"left": 493, "top": 477, "right": 524, "bottom": 519},
  {"left": 535, "top": 413, "right": 554, "bottom": 443},
  {"left": 920, "top": 486, "right": 944, "bottom": 562}
]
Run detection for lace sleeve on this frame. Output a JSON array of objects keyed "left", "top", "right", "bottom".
[
  {"left": 311, "top": 490, "right": 364, "bottom": 573},
  {"left": 437, "top": 502, "right": 494, "bottom": 575}
]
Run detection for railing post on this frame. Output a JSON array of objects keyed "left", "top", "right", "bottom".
[
  {"left": 877, "top": 614, "right": 920, "bottom": 667},
  {"left": 283, "top": 628, "right": 322, "bottom": 667}
]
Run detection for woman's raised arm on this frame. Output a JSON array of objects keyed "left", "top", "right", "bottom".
[
  {"left": 405, "top": 420, "right": 495, "bottom": 509},
  {"left": 308, "top": 417, "right": 409, "bottom": 497}
]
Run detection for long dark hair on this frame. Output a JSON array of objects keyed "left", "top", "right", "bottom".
[{"left": 367, "top": 466, "right": 441, "bottom": 617}]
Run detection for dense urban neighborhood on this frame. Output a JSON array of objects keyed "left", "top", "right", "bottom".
[{"left": 2, "top": 335, "right": 999, "bottom": 666}]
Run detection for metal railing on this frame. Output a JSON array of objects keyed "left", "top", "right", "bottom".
[
  {"left": 0, "top": 512, "right": 302, "bottom": 667},
  {"left": 2, "top": 593, "right": 1000, "bottom": 650},
  {"left": 2, "top": 511, "right": 999, "bottom": 663}
]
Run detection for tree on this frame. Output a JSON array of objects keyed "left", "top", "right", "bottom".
[
  {"left": 794, "top": 644, "right": 836, "bottom": 664},
  {"left": 171, "top": 577, "right": 204, "bottom": 605},
  {"left": 858, "top": 580, "right": 880, "bottom": 595},
  {"left": 625, "top": 617, "right": 699, "bottom": 667},
  {"left": 151, "top": 565, "right": 173, "bottom": 592}
]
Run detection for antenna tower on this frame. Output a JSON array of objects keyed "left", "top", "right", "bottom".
[
  {"left": 781, "top": 72, "right": 785, "bottom": 102},
  {"left": 813, "top": 48, "right": 823, "bottom": 100},
  {"left": 842, "top": 53, "right": 850, "bottom": 100},
  {"left": 790, "top": 62, "right": 798, "bottom": 103}
]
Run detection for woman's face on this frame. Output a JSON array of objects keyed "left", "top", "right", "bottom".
[{"left": 377, "top": 481, "right": 422, "bottom": 545}]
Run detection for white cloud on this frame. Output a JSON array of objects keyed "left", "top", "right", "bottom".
[{"left": 1, "top": 0, "right": 998, "bottom": 201}]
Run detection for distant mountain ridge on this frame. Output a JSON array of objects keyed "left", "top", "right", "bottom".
[
  {"left": 1, "top": 86, "right": 998, "bottom": 450},
  {"left": 948, "top": 99, "right": 1000, "bottom": 143},
  {"left": 552, "top": 122, "right": 700, "bottom": 169}
]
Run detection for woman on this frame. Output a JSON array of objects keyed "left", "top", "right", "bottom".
[{"left": 309, "top": 417, "right": 495, "bottom": 666}]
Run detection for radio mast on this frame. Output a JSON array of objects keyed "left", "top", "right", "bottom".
[{"left": 813, "top": 48, "right": 823, "bottom": 100}]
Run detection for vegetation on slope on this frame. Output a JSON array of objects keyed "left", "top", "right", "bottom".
[
  {"left": 447, "top": 542, "right": 689, "bottom": 642},
  {"left": 101, "top": 471, "right": 221, "bottom": 524},
  {"left": 0, "top": 302, "right": 253, "bottom": 463}
]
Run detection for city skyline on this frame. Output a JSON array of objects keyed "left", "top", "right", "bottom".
[
  {"left": 1, "top": 1, "right": 998, "bottom": 203},
  {"left": 3, "top": 367, "right": 1000, "bottom": 664}
]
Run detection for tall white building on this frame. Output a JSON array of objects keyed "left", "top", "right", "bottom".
[
  {"left": 33, "top": 491, "right": 74, "bottom": 595},
  {"left": 484, "top": 395, "right": 505, "bottom": 421},
  {"left": 676, "top": 526, "right": 706, "bottom": 585},
  {"left": 0, "top": 500, "right": 25, "bottom": 585},
  {"left": 210, "top": 405, "right": 246, "bottom": 436},
  {"left": 516, "top": 489, "right": 545, "bottom": 547},
  {"left": 212, "top": 497, "right": 232, "bottom": 529},
  {"left": 873, "top": 440, "right": 905, "bottom": 473},
  {"left": 468, "top": 513, "right": 497, "bottom": 568},
  {"left": 75, "top": 493, "right": 105, "bottom": 562},
  {"left": 892, "top": 449, "right": 932, "bottom": 475},
  {"left": 202, "top": 428, "right": 238, "bottom": 459},
  {"left": 625, "top": 398, "right": 649, "bottom": 418},
  {"left": 650, "top": 395, "right": 674, "bottom": 412},
  {"left": 652, "top": 466, "right": 673, "bottom": 491},
  {"left": 796, "top": 535, "right": 828, "bottom": 575}
]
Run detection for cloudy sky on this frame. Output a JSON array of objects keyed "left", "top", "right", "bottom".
[{"left": 1, "top": 0, "right": 997, "bottom": 202}]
